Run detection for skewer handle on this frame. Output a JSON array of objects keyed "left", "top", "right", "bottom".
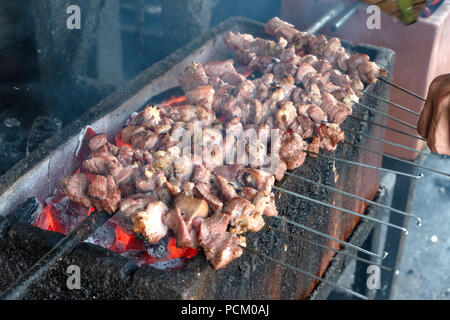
[{"left": 0, "top": 210, "right": 111, "bottom": 300}]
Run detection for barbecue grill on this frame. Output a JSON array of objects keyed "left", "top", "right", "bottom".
[{"left": 0, "top": 15, "right": 442, "bottom": 300}]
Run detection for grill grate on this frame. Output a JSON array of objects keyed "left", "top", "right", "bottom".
[{"left": 1, "top": 16, "right": 447, "bottom": 300}]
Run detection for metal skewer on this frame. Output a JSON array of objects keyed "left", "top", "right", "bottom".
[
  {"left": 302, "top": 149, "right": 423, "bottom": 179},
  {"left": 265, "top": 225, "right": 395, "bottom": 272},
  {"left": 377, "top": 77, "right": 427, "bottom": 102},
  {"left": 283, "top": 172, "right": 422, "bottom": 226},
  {"left": 365, "top": 92, "right": 421, "bottom": 116},
  {"left": 343, "top": 140, "right": 450, "bottom": 178},
  {"left": 347, "top": 115, "right": 426, "bottom": 141},
  {"left": 272, "top": 186, "right": 409, "bottom": 234},
  {"left": 306, "top": 2, "right": 348, "bottom": 34},
  {"left": 272, "top": 215, "right": 387, "bottom": 259},
  {"left": 330, "top": 2, "right": 364, "bottom": 32},
  {"left": 0, "top": 210, "right": 112, "bottom": 300},
  {"left": 243, "top": 246, "right": 370, "bottom": 300},
  {"left": 352, "top": 100, "right": 418, "bottom": 130},
  {"left": 342, "top": 127, "right": 442, "bottom": 160}
]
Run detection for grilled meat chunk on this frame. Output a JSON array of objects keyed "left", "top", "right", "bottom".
[
  {"left": 315, "top": 123, "right": 345, "bottom": 152},
  {"left": 178, "top": 62, "right": 209, "bottom": 93},
  {"left": 215, "top": 175, "right": 238, "bottom": 202},
  {"left": 163, "top": 208, "right": 199, "bottom": 248},
  {"left": 88, "top": 175, "right": 121, "bottom": 214},
  {"left": 193, "top": 182, "right": 223, "bottom": 212},
  {"left": 88, "top": 134, "right": 108, "bottom": 152},
  {"left": 185, "top": 85, "right": 215, "bottom": 110},
  {"left": 174, "top": 191, "right": 209, "bottom": 224},
  {"left": 61, "top": 173, "right": 92, "bottom": 208},
  {"left": 279, "top": 132, "right": 307, "bottom": 170},
  {"left": 83, "top": 153, "right": 123, "bottom": 177},
  {"left": 198, "top": 213, "right": 244, "bottom": 270},
  {"left": 222, "top": 197, "right": 264, "bottom": 234},
  {"left": 131, "top": 201, "right": 169, "bottom": 244}
]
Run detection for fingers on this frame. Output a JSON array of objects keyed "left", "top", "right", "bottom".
[
  {"left": 427, "top": 90, "right": 450, "bottom": 155},
  {"left": 417, "top": 95, "right": 434, "bottom": 138},
  {"left": 417, "top": 76, "right": 446, "bottom": 138}
]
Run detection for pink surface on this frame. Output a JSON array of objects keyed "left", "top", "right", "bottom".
[{"left": 281, "top": 0, "right": 450, "bottom": 159}]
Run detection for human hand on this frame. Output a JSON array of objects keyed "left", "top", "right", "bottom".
[{"left": 417, "top": 74, "right": 450, "bottom": 155}]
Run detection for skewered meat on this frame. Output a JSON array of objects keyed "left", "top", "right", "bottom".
[
  {"left": 61, "top": 17, "right": 386, "bottom": 270},
  {"left": 131, "top": 201, "right": 169, "bottom": 244},
  {"left": 215, "top": 175, "right": 238, "bottom": 202},
  {"left": 88, "top": 134, "right": 108, "bottom": 152},
  {"left": 178, "top": 62, "right": 209, "bottom": 92},
  {"left": 185, "top": 85, "right": 215, "bottom": 110},
  {"left": 197, "top": 213, "right": 244, "bottom": 270},
  {"left": 174, "top": 191, "right": 209, "bottom": 224},
  {"left": 315, "top": 123, "right": 345, "bottom": 152},
  {"left": 222, "top": 197, "right": 264, "bottom": 234},
  {"left": 163, "top": 208, "right": 199, "bottom": 248},
  {"left": 88, "top": 175, "right": 121, "bottom": 214},
  {"left": 279, "top": 132, "right": 307, "bottom": 170},
  {"left": 61, "top": 173, "right": 92, "bottom": 208},
  {"left": 194, "top": 183, "right": 223, "bottom": 212},
  {"left": 83, "top": 153, "right": 123, "bottom": 177}
]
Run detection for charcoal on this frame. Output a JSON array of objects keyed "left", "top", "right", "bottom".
[
  {"left": 121, "top": 250, "right": 151, "bottom": 267},
  {"left": 0, "top": 143, "right": 25, "bottom": 175},
  {"left": 26, "top": 116, "right": 62, "bottom": 154},
  {"left": 0, "top": 197, "right": 40, "bottom": 238},
  {"left": 150, "top": 258, "right": 184, "bottom": 270},
  {"left": 88, "top": 221, "right": 116, "bottom": 249}
]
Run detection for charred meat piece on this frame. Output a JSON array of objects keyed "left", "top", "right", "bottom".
[
  {"left": 112, "top": 194, "right": 156, "bottom": 234},
  {"left": 88, "top": 134, "right": 108, "bottom": 152},
  {"left": 204, "top": 60, "right": 236, "bottom": 77},
  {"left": 83, "top": 153, "right": 123, "bottom": 177},
  {"left": 178, "top": 62, "right": 209, "bottom": 93},
  {"left": 163, "top": 208, "right": 199, "bottom": 248},
  {"left": 120, "top": 126, "right": 146, "bottom": 144},
  {"left": 213, "top": 164, "right": 243, "bottom": 184},
  {"left": 88, "top": 175, "right": 121, "bottom": 214},
  {"left": 320, "top": 91, "right": 351, "bottom": 124},
  {"left": 192, "top": 165, "right": 212, "bottom": 185},
  {"left": 290, "top": 115, "right": 316, "bottom": 140},
  {"left": 265, "top": 17, "right": 296, "bottom": 37},
  {"left": 215, "top": 175, "right": 238, "bottom": 202},
  {"left": 174, "top": 191, "right": 209, "bottom": 225},
  {"left": 315, "top": 123, "right": 345, "bottom": 152},
  {"left": 130, "top": 131, "right": 159, "bottom": 151},
  {"left": 222, "top": 197, "right": 264, "bottom": 234},
  {"left": 133, "top": 105, "right": 162, "bottom": 129},
  {"left": 197, "top": 213, "right": 244, "bottom": 270},
  {"left": 193, "top": 182, "right": 223, "bottom": 212},
  {"left": 224, "top": 31, "right": 255, "bottom": 51},
  {"left": 61, "top": 173, "right": 92, "bottom": 208},
  {"left": 295, "top": 63, "right": 317, "bottom": 84},
  {"left": 133, "top": 167, "right": 162, "bottom": 193},
  {"left": 237, "top": 168, "right": 275, "bottom": 193},
  {"left": 275, "top": 101, "right": 297, "bottom": 130},
  {"left": 117, "top": 145, "right": 134, "bottom": 166},
  {"left": 185, "top": 85, "right": 215, "bottom": 110},
  {"left": 131, "top": 201, "right": 169, "bottom": 244},
  {"left": 279, "top": 132, "right": 307, "bottom": 170},
  {"left": 298, "top": 104, "right": 327, "bottom": 123}
]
